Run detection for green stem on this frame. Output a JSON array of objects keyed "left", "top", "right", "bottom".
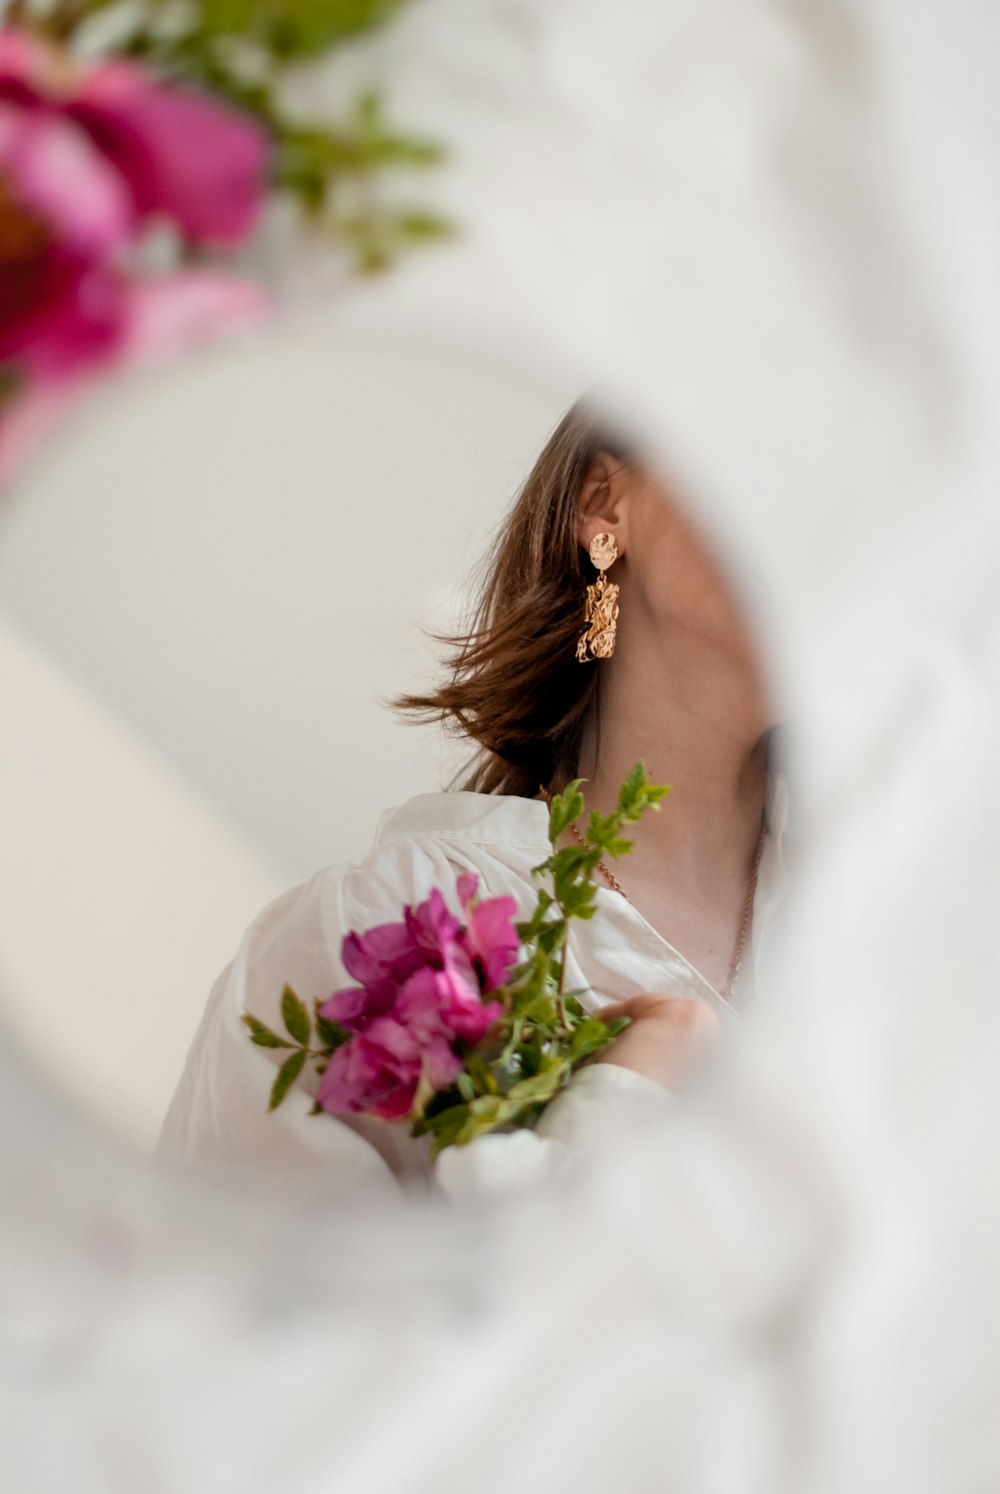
[{"left": 500, "top": 1016, "right": 523, "bottom": 1066}]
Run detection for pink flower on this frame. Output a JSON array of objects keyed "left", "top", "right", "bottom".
[
  {"left": 0, "top": 30, "right": 269, "bottom": 246},
  {"left": 0, "top": 104, "right": 130, "bottom": 378},
  {"left": 0, "top": 27, "right": 270, "bottom": 475},
  {"left": 457, "top": 874, "right": 519, "bottom": 991},
  {"left": 395, "top": 966, "right": 502, "bottom": 1047},
  {"left": 315, "top": 877, "right": 519, "bottom": 1123},
  {"left": 316, "top": 1017, "right": 463, "bottom": 1122}
]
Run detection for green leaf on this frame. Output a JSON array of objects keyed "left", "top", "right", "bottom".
[
  {"left": 281, "top": 984, "right": 311, "bottom": 1045},
  {"left": 548, "top": 781, "right": 585, "bottom": 843},
  {"left": 516, "top": 888, "right": 554, "bottom": 939},
  {"left": 456, "top": 1071, "right": 477, "bottom": 1102},
  {"left": 465, "top": 1052, "right": 498, "bottom": 1095},
  {"left": 550, "top": 844, "right": 594, "bottom": 879},
  {"left": 615, "top": 762, "right": 671, "bottom": 821},
  {"left": 508, "top": 1064, "right": 568, "bottom": 1106},
  {"left": 516, "top": 991, "right": 559, "bottom": 1026},
  {"left": 241, "top": 1013, "right": 295, "bottom": 1049},
  {"left": 417, "top": 1101, "right": 472, "bottom": 1150},
  {"left": 618, "top": 761, "right": 647, "bottom": 813},
  {"left": 567, "top": 1016, "right": 621, "bottom": 1063},
  {"left": 557, "top": 879, "right": 598, "bottom": 919},
  {"left": 198, "top": 0, "right": 410, "bottom": 58},
  {"left": 313, "top": 1007, "right": 350, "bottom": 1050},
  {"left": 436, "top": 1093, "right": 520, "bottom": 1148},
  {"left": 536, "top": 921, "right": 566, "bottom": 956},
  {"left": 269, "top": 1049, "right": 307, "bottom": 1110},
  {"left": 387, "top": 210, "right": 452, "bottom": 242}
]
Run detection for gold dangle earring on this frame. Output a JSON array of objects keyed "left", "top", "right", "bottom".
[{"left": 576, "top": 532, "right": 620, "bottom": 662}]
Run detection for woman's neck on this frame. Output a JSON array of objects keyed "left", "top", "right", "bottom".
[{"left": 574, "top": 619, "right": 770, "bottom": 897}]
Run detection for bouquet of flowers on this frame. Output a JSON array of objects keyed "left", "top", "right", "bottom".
[{"left": 243, "top": 764, "right": 670, "bottom": 1153}]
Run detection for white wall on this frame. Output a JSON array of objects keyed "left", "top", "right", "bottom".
[{"left": 0, "top": 323, "right": 579, "bottom": 878}]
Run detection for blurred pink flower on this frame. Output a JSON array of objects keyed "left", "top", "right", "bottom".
[
  {"left": 317, "top": 1017, "right": 463, "bottom": 1122},
  {"left": 0, "top": 29, "right": 269, "bottom": 245},
  {"left": 316, "top": 878, "right": 518, "bottom": 1122},
  {"left": 0, "top": 26, "right": 271, "bottom": 475},
  {"left": 0, "top": 103, "right": 131, "bottom": 379}
]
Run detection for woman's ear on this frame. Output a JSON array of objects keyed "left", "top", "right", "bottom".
[{"left": 577, "top": 451, "right": 629, "bottom": 557}]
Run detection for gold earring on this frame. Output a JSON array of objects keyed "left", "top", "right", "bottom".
[{"left": 576, "top": 532, "right": 620, "bottom": 662}]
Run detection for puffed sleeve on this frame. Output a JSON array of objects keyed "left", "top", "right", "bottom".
[{"left": 155, "top": 836, "right": 455, "bottom": 1199}]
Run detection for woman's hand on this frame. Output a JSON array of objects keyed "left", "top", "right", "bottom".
[{"left": 595, "top": 995, "right": 722, "bottom": 1090}]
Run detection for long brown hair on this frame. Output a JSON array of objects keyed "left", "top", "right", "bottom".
[{"left": 392, "top": 398, "right": 635, "bottom": 797}]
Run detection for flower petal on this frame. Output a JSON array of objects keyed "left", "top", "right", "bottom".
[
  {"left": 404, "top": 887, "right": 462, "bottom": 962},
  {"left": 317, "top": 986, "right": 371, "bottom": 1032},
  {"left": 341, "top": 921, "right": 421, "bottom": 990},
  {"left": 463, "top": 895, "right": 520, "bottom": 991},
  {"left": 0, "top": 103, "right": 132, "bottom": 254},
  {"left": 0, "top": 247, "right": 124, "bottom": 376},
  {"left": 115, "top": 270, "right": 269, "bottom": 362},
  {"left": 67, "top": 62, "right": 269, "bottom": 244},
  {"left": 316, "top": 1020, "right": 423, "bottom": 1121},
  {"left": 0, "top": 28, "right": 54, "bottom": 103}
]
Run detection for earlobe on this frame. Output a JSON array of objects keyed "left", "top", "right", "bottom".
[{"left": 577, "top": 452, "right": 628, "bottom": 556}]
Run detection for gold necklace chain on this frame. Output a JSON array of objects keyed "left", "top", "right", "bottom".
[{"left": 539, "top": 786, "right": 767, "bottom": 1003}]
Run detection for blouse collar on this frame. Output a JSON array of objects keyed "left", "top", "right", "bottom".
[
  {"left": 375, "top": 765, "right": 792, "bottom": 1000},
  {"left": 375, "top": 765, "right": 791, "bottom": 871}
]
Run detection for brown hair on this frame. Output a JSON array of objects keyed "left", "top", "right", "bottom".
[{"left": 392, "top": 398, "right": 635, "bottom": 797}]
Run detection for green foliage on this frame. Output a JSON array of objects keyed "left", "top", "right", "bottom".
[
  {"left": 281, "top": 983, "right": 311, "bottom": 1045},
  {"left": 241, "top": 1012, "right": 295, "bottom": 1048},
  {"left": 243, "top": 982, "right": 346, "bottom": 1111},
  {"left": 269, "top": 1048, "right": 307, "bottom": 1109},
  {"left": 313, "top": 999, "right": 350, "bottom": 1050},
  {"left": 415, "top": 761, "right": 671, "bottom": 1155},
  {"left": 194, "top": 0, "right": 410, "bottom": 59},
  {"left": 34, "top": 0, "right": 446, "bottom": 272}
]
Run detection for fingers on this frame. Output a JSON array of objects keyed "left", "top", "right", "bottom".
[
  {"left": 599, "top": 994, "right": 723, "bottom": 1034},
  {"left": 599, "top": 994, "right": 690, "bottom": 1021}
]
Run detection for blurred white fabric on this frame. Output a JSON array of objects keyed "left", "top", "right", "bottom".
[{"left": 1, "top": 0, "right": 999, "bottom": 1491}]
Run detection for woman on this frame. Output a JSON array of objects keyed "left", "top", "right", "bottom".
[{"left": 157, "top": 400, "right": 790, "bottom": 1198}]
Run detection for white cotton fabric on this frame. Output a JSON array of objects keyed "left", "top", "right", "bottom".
[{"left": 156, "top": 770, "right": 791, "bottom": 1197}]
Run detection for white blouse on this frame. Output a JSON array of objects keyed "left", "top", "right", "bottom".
[{"left": 157, "top": 774, "right": 791, "bottom": 1199}]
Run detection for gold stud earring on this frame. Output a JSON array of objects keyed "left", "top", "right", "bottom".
[{"left": 576, "top": 532, "right": 620, "bottom": 662}]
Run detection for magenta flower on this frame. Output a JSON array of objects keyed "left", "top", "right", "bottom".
[
  {"left": 316, "top": 877, "right": 519, "bottom": 1123},
  {"left": 317, "top": 1018, "right": 463, "bottom": 1122},
  {"left": 0, "top": 102, "right": 130, "bottom": 379},
  {"left": 0, "top": 30, "right": 269, "bottom": 246},
  {"left": 0, "top": 27, "right": 270, "bottom": 475},
  {"left": 457, "top": 873, "right": 521, "bottom": 991}
]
